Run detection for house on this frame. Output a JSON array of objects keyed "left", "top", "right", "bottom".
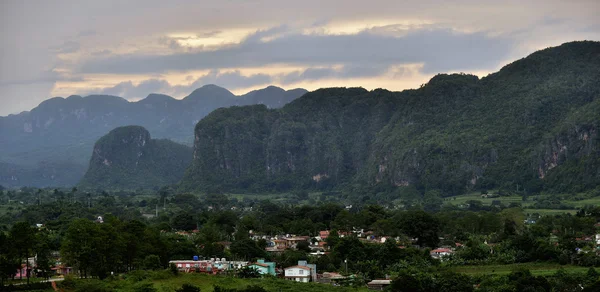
[
  {"left": 51, "top": 265, "right": 72, "bottom": 276},
  {"left": 319, "top": 230, "right": 330, "bottom": 240},
  {"left": 169, "top": 258, "right": 249, "bottom": 274},
  {"left": 285, "top": 236, "right": 310, "bottom": 249},
  {"left": 318, "top": 272, "right": 346, "bottom": 284},
  {"left": 284, "top": 260, "right": 317, "bottom": 282},
  {"left": 247, "top": 259, "right": 276, "bottom": 276},
  {"left": 430, "top": 248, "right": 454, "bottom": 260},
  {"left": 284, "top": 265, "right": 311, "bottom": 282},
  {"left": 367, "top": 279, "right": 392, "bottom": 290}
]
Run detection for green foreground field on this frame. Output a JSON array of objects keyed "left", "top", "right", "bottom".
[
  {"left": 449, "top": 263, "right": 591, "bottom": 276},
  {"left": 150, "top": 274, "right": 367, "bottom": 292}
]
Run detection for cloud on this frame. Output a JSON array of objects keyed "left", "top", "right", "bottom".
[
  {"left": 98, "top": 79, "right": 170, "bottom": 98},
  {"left": 79, "top": 27, "right": 513, "bottom": 75},
  {"left": 279, "top": 64, "right": 392, "bottom": 84},
  {"left": 77, "top": 29, "right": 97, "bottom": 37},
  {"left": 84, "top": 70, "right": 273, "bottom": 99},
  {"left": 53, "top": 41, "right": 81, "bottom": 54},
  {"left": 91, "top": 49, "right": 112, "bottom": 56}
]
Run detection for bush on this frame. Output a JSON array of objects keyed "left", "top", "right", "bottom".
[
  {"left": 175, "top": 284, "right": 201, "bottom": 292},
  {"left": 142, "top": 255, "right": 163, "bottom": 271},
  {"left": 132, "top": 281, "right": 157, "bottom": 292}
]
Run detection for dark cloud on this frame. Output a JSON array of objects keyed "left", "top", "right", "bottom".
[
  {"left": 279, "top": 64, "right": 391, "bottom": 84},
  {"left": 87, "top": 70, "right": 272, "bottom": 99},
  {"left": 98, "top": 79, "right": 170, "bottom": 99},
  {"left": 184, "top": 69, "right": 272, "bottom": 90},
  {"left": 79, "top": 28, "right": 513, "bottom": 75}
]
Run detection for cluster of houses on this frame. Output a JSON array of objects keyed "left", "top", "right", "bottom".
[{"left": 169, "top": 258, "right": 318, "bottom": 283}]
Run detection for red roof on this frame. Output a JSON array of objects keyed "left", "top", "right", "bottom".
[{"left": 431, "top": 248, "right": 452, "bottom": 253}]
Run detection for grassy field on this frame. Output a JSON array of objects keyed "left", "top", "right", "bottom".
[
  {"left": 151, "top": 274, "right": 367, "bottom": 292},
  {"left": 443, "top": 192, "right": 583, "bottom": 215},
  {"left": 449, "top": 263, "right": 591, "bottom": 276},
  {"left": 524, "top": 208, "right": 578, "bottom": 216},
  {"left": 562, "top": 196, "right": 600, "bottom": 209},
  {"left": 443, "top": 192, "right": 529, "bottom": 207},
  {"left": 59, "top": 273, "right": 368, "bottom": 292}
]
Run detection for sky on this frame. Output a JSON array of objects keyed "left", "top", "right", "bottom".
[{"left": 0, "top": 0, "right": 599, "bottom": 116}]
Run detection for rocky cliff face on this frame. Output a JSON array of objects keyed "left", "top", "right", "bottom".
[
  {"left": 79, "top": 126, "right": 192, "bottom": 190},
  {"left": 181, "top": 41, "right": 600, "bottom": 195}
]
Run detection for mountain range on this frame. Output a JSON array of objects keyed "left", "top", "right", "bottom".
[
  {"left": 179, "top": 41, "right": 600, "bottom": 197},
  {"left": 0, "top": 85, "right": 307, "bottom": 187}
]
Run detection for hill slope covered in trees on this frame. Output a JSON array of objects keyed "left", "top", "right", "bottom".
[
  {"left": 181, "top": 41, "right": 600, "bottom": 198},
  {"left": 79, "top": 126, "right": 192, "bottom": 190}
]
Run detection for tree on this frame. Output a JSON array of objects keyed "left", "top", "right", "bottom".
[
  {"left": 435, "top": 271, "right": 473, "bottom": 292},
  {"left": 230, "top": 239, "right": 266, "bottom": 260},
  {"left": 0, "top": 232, "right": 19, "bottom": 286},
  {"left": 390, "top": 270, "right": 435, "bottom": 292},
  {"left": 142, "top": 255, "right": 162, "bottom": 271},
  {"left": 423, "top": 190, "right": 443, "bottom": 212},
  {"left": 237, "top": 266, "right": 261, "bottom": 279},
  {"left": 397, "top": 210, "right": 441, "bottom": 248},
  {"left": 171, "top": 212, "right": 196, "bottom": 231},
  {"left": 296, "top": 241, "right": 311, "bottom": 253},
  {"left": 10, "top": 222, "right": 36, "bottom": 284},
  {"left": 34, "top": 231, "right": 53, "bottom": 280}
]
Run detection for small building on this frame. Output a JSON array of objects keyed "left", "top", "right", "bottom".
[
  {"left": 318, "top": 272, "right": 346, "bottom": 284},
  {"left": 430, "top": 248, "right": 454, "bottom": 260},
  {"left": 284, "top": 265, "right": 311, "bottom": 282},
  {"left": 284, "top": 260, "right": 317, "bottom": 282},
  {"left": 51, "top": 265, "right": 73, "bottom": 276},
  {"left": 367, "top": 279, "right": 392, "bottom": 290},
  {"left": 247, "top": 259, "right": 276, "bottom": 276}
]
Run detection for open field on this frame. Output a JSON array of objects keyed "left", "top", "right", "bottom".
[
  {"left": 562, "top": 196, "right": 600, "bottom": 209},
  {"left": 444, "top": 192, "right": 585, "bottom": 215},
  {"left": 58, "top": 273, "right": 368, "bottom": 292},
  {"left": 524, "top": 208, "right": 578, "bottom": 216},
  {"left": 449, "top": 263, "right": 592, "bottom": 276},
  {"left": 443, "top": 192, "right": 529, "bottom": 207},
  {"left": 151, "top": 274, "right": 368, "bottom": 292}
]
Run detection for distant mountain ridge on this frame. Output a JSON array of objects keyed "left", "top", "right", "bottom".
[{"left": 0, "top": 85, "right": 307, "bottom": 187}]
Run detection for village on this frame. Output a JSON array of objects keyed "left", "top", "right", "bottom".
[{"left": 15, "top": 217, "right": 600, "bottom": 291}]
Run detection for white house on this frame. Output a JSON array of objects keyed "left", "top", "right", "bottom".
[
  {"left": 284, "top": 260, "right": 317, "bottom": 282},
  {"left": 284, "top": 265, "right": 312, "bottom": 282}
]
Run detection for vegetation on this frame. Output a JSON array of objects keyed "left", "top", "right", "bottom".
[
  {"left": 78, "top": 126, "right": 193, "bottom": 190},
  {"left": 182, "top": 41, "right": 600, "bottom": 199}
]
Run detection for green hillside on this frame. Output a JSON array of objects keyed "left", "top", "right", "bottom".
[
  {"left": 79, "top": 126, "right": 192, "bottom": 190},
  {"left": 181, "top": 41, "right": 600, "bottom": 198}
]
